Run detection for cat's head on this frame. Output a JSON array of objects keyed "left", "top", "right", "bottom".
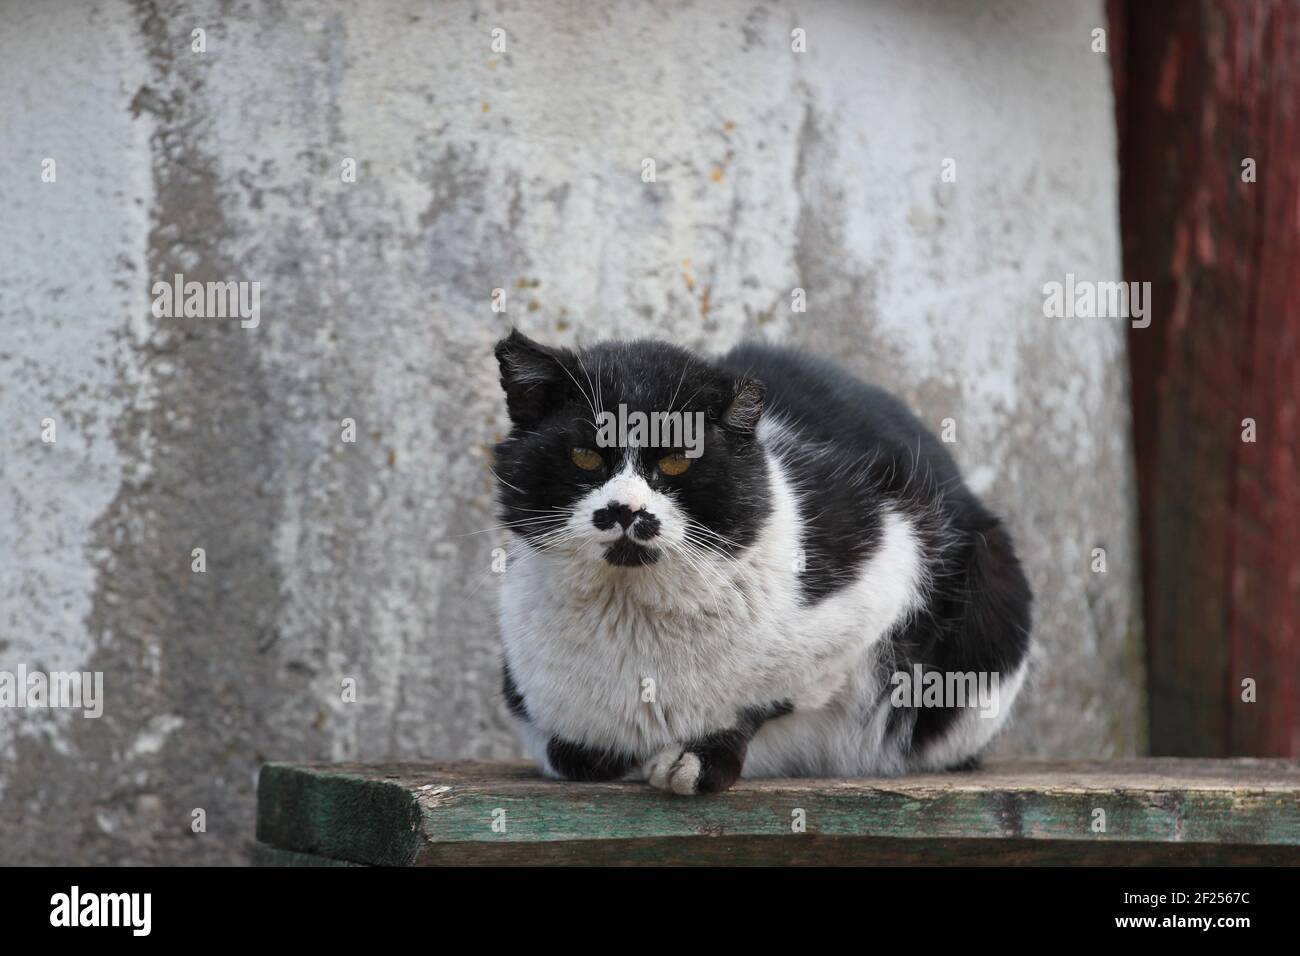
[{"left": 492, "top": 330, "right": 771, "bottom": 568}]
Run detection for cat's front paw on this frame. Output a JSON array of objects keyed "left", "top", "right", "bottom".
[
  {"left": 644, "top": 747, "right": 705, "bottom": 795},
  {"left": 645, "top": 740, "right": 746, "bottom": 795}
]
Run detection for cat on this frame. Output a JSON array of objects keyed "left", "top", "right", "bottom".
[{"left": 492, "top": 329, "right": 1032, "bottom": 795}]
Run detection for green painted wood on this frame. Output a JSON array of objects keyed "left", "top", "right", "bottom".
[
  {"left": 255, "top": 763, "right": 422, "bottom": 866},
  {"left": 255, "top": 759, "right": 1300, "bottom": 866}
]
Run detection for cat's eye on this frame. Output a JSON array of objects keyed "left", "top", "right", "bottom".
[
  {"left": 658, "top": 453, "right": 691, "bottom": 477},
  {"left": 571, "top": 447, "right": 603, "bottom": 472}
]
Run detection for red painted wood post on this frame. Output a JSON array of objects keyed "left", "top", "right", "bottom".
[{"left": 1111, "top": 0, "right": 1300, "bottom": 756}]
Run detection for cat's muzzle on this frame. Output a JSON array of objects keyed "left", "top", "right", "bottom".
[
  {"left": 592, "top": 501, "right": 662, "bottom": 565},
  {"left": 592, "top": 502, "right": 661, "bottom": 541}
]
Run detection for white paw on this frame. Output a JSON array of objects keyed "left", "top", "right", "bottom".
[{"left": 644, "top": 747, "right": 702, "bottom": 796}]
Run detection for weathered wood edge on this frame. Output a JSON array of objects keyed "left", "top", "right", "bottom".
[
  {"left": 255, "top": 759, "right": 1300, "bottom": 867},
  {"left": 256, "top": 763, "right": 422, "bottom": 866},
  {"left": 402, "top": 836, "right": 1300, "bottom": 866}
]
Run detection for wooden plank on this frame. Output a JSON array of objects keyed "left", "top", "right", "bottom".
[
  {"left": 256, "top": 760, "right": 1300, "bottom": 866},
  {"left": 387, "top": 836, "right": 1300, "bottom": 866},
  {"left": 1113, "top": 0, "right": 1300, "bottom": 757}
]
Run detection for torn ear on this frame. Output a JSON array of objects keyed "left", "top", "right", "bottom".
[
  {"left": 494, "top": 329, "right": 573, "bottom": 427},
  {"left": 721, "top": 377, "right": 765, "bottom": 433}
]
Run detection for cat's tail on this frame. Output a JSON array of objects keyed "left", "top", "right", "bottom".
[
  {"left": 891, "top": 512, "right": 1033, "bottom": 771},
  {"left": 957, "top": 515, "right": 1033, "bottom": 674}
]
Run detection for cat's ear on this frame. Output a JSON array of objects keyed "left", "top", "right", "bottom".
[
  {"left": 495, "top": 329, "right": 575, "bottom": 427},
  {"left": 720, "top": 377, "right": 765, "bottom": 434}
]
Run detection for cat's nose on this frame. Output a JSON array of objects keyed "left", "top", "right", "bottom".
[{"left": 593, "top": 501, "right": 648, "bottom": 532}]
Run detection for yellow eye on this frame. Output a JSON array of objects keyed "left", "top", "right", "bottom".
[
  {"left": 658, "top": 453, "right": 691, "bottom": 476},
  {"left": 571, "top": 447, "right": 603, "bottom": 471}
]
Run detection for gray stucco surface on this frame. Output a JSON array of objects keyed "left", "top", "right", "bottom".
[{"left": 0, "top": 0, "right": 1143, "bottom": 863}]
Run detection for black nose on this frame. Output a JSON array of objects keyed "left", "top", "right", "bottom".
[{"left": 593, "top": 502, "right": 641, "bottom": 531}]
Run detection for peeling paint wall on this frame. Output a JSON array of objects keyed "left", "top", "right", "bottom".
[{"left": 0, "top": 0, "right": 1142, "bottom": 864}]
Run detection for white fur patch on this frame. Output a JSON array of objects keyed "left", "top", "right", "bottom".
[{"left": 644, "top": 747, "right": 701, "bottom": 795}]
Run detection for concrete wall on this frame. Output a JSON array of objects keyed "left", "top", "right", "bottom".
[{"left": 0, "top": 0, "right": 1143, "bottom": 864}]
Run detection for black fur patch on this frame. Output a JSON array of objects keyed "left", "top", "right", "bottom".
[
  {"left": 545, "top": 737, "right": 636, "bottom": 782},
  {"left": 631, "top": 511, "right": 661, "bottom": 541},
  {"left": 681, "top": 699, "right": 795, "bottom": 793},
  {"left": 603, "top": 538, "right": 659, "bottom": 566},
  {"left": 721, "top": 343, "right": 973, "bottom": 604},
  {"left": 740, "top": 699, "right": 794, "bottom": 731},
  {"left": 683, "top": 728, "right": 749, "bottom": 794},
  {"left": 501, "top": 660, "right": 528, "bottom": 722}
]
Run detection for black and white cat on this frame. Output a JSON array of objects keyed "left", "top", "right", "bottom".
[{"left": 492, "top": 330, "right": 1032, "bottom": 795}]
